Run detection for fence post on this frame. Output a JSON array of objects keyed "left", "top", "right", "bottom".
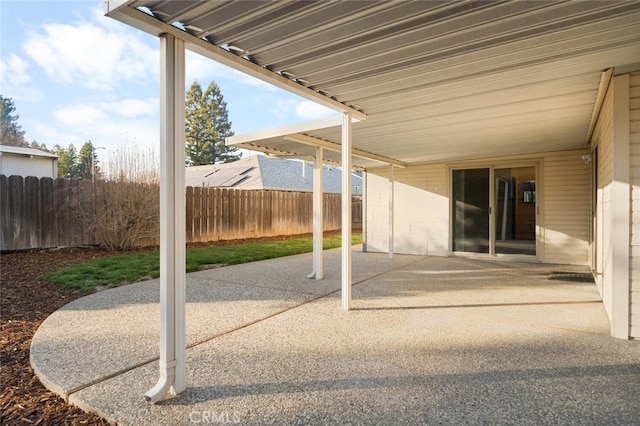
[{"left": 0, "top": 176, "right": 9, "bottom": 251}]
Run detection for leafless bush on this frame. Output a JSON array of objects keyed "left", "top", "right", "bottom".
[{"left": 82, "top": 146, "right": 160, "bottom": 250}]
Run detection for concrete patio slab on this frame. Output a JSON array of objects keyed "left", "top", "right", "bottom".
[
  {"left": 31, "top": 247, "right": 421, "bottom": 399},
  {"left": 31, "top": 248, "right": 640, "bottom": 425}
]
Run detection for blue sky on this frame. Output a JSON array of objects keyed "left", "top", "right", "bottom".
[{"left": 0, "top": 0, "right": 335, "bottom": 158}]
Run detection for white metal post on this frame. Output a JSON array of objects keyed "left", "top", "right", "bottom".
[
  {"left": 310, "top": 146, "right": 324, "bottom": 279},
  {"left": 341, "top": 113, "right": 352, "bottom": 310},
  {"left": 145, "top": 33, "right": 186, "bottom": 403},
  {"left": 362, "top": 171, "right": 367, "bottom": 252},
  {"left": 389, "top": 165, "right": 394, "bottom": 259}
]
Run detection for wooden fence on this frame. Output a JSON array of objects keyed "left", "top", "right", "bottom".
[{"left": 1, "top": 175, "right": 362, "bottom": 251}]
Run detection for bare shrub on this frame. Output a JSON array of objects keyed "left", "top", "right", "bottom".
[{"left": 83, "top": 146, "right": 160, "bottom": 250}]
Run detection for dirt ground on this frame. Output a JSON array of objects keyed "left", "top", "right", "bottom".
[{"left": 0, "top": 232, "right": 335, "bottom": 425}]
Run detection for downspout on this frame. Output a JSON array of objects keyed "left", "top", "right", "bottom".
[
  {"left": 145, "top": 32, "right": 187, "bottom": 403},
  {"left": 145, "top": 361, "right": 176, "bottom": 403}
]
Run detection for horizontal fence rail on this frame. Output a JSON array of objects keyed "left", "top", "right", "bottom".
[{"left": 1, "top": 175, "right": 362, "bottom": 251}]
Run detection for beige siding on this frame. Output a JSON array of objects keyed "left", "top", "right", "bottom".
[
  {"left": 542, "top": 152, "right": 591, "bottom": 265},
  {"left": 366, "top": 151, "right": 591, "bottom": 263},
  {"left": 592, "top": 80, "right": 614, "bottom": 315},
  {"left": 366, "top": 164, "right": 448, "bottom": 256},
  {"left": 629, "top": 73, "right": 640, "bottom": 337}
]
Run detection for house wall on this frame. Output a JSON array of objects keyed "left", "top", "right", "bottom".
[
  {"left": 591, "top": 77, "right": 614, "bottom": 314},
  {"left": 542, "top": 152, "right": 591, "bottom": 265},
  {"left": 365, "top": 151, "right": 591, "bottom": 265},
  {"left": 629, "top": 72, "right": 640, "bottom": 338},
  {"left": 0, "top": 154, "right": 57, "bottom": 179},
  {"left": 366, "top": 164, "right": 449, "bottom": 256}
]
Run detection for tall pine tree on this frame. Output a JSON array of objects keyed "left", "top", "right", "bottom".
[
  {"left": 54, "top": 143, "right": 79, "bottom": 178},
  {"left": 0, "top": 95, "right": 27, "bottom": 146},
  {"left": 185, "top": 81, "right": 240, "bottom": 166},
  {"left": 77, "top": 140, "right": 100, "bottom": 180}
]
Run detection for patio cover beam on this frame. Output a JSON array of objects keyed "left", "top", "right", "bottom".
[
  {"left": 283, "top": 133, "right": 408, "bottom": 168},
  {"left": 104, "top": 2, "right": 367, "bottom": 121}
]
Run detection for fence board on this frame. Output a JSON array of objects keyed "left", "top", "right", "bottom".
[
  {"left": 0, "top": 175, "right": 9, "bottom": 250},
  {"left": 9, "top": 176, "right": 25, "bottom": 250},
  {"left": 1, "top": 174, "right": 361, "bottom": 250},
  {"left": 40, "top": 178, "right": 56, "bottom": 247},
  {"left": 25, "top": 176, "right": 40, "bottom": 249}
]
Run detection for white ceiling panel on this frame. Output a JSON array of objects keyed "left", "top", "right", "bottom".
[{"left": 107, "top": 0, "right": 640, "bottom": 168}]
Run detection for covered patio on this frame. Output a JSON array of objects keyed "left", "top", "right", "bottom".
[
  {"left": 101, "top": 0, "right": 640, "bottom": 404},
  {"left": 31, "top": 248, "right": 640, "bottom": 424}
]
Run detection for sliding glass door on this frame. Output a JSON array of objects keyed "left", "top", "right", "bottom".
[
  {"left": 452, "top": 168, "right": 490, "bottom": 253},
  {"left": 494, "top": 167, "right": 536, "bottom": 255},
  {"left": 452, "top": 166, "right": 537, "bottom": 257}
]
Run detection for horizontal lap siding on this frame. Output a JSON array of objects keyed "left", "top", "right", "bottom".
[
  {"left": 366, "top": 164, "right": 448, "bottom": 256},
  {"left": 592, "top": 81, "right": 614, "bottom": 315},
  {"left": 629, "top": 73, "right": 640, "bottom": 337},
  {"left": 542, "top": 152, "right": 591, "bottom": 265}
]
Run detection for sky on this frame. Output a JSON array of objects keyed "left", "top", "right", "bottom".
[{"left": 0, "top": 0, "right": 337, "bottom": 161}]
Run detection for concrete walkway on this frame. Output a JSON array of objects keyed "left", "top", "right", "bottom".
[{"left": 31, "top": 247, "right": 640, "bottom": 425}]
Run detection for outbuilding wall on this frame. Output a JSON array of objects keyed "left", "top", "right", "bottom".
[{"left": 0, "top": 154, "right": 58, "bottom": 179}]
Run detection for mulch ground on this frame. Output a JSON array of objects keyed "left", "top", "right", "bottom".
[
  {"left": 1, "top": 247, "right": 116, "bottom": 425},
  {"left": 0, "top": 232, "right": 338, "bottom": 425}
]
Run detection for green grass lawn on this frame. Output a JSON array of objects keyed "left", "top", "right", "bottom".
[{"left": 40, "top": 233, "right": 362, "bottom": 294}]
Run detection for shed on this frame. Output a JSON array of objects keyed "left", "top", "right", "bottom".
[{"left": 0, "top": 145, "right": 58, "bottom": 179}]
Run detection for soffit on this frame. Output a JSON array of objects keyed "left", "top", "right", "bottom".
[{"left": 107, "top": 0, "right": 640, "bottom": 167}]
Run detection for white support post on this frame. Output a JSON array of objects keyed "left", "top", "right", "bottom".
[
  {"left": 341, "top": 112, "right": 352, "bottom": 310},
  {"left": 611, "top": 74, "right": 630, "bottom": 339},
  {"left": 145, "top": 33, "right": 186, "bottom": 403},
  {"left": 389, "top": 165, "right": 394, "bottom": 259},
  {"left": 309, "top": 146, "right": 324, "bottom": 279},
  {"left": 362, "top": 171, "right": 367, "bottom": 252}
]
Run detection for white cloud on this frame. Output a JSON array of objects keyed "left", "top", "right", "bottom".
[
  {"left": 22, "top": 14, "right": 157, "bottom": 92},
  {"left": 0, "top": 54, "right": 31, "bottom": 86},
  {"left": 101, "top": 97, "right": 158, "bottom": 118},
  {"left": 185, "top": 51, "right": 277, "bottom": 92},
  {"left": 185, "top": 51, "right": 229, "bottom": 84},
  {"left": 294, "top": 100, "right": 336, "bottom": 120},
  {"left": 30, "top": 115, "right": 159, "bottom": 152},
  {"left": 54, "top": 104, "right": 108, "bottom": 127},
  {"left": 270, "top": 98, "right": 298, "bottom": 119},
  {"left": 0, "top": 53, "right": 42, "bottom": 101}
]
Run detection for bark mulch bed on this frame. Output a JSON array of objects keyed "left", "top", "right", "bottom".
[
  {"left": 1, "top": 247, "right": 116, "bottom": 425},
  {"left": 1, "top": 232, "right": 337, "bottom": 425}
]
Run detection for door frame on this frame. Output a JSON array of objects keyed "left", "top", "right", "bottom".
[{"left": 448, "top": 159, "right": 543, "bottom": 261}]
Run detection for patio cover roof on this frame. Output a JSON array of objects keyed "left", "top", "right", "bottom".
[{"left": 107, "top": 0, "right": 640, "bottom": 168}]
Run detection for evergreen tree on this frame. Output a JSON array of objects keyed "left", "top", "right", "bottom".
[
  {"left": 0, "top": 95, "right": 27, "bottom": 146},
  {"left": 29, "top": 141, "right": 50, "bottom": 152},
  {"left": 185, "top": 81, "right": 240, "bottom": 166},
  {"left": 54, "top": 144, "right": 79, "bottom": 178},
  {"left": 78, "top": 141, "right": 100, "bottom": 180}
]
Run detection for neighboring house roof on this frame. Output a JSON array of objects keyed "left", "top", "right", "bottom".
[
  {"left": 0, "top": 145, "right": 58, "bottom": 159},
  {"left": 185, "top": 155, "right": 362, "bottom": 194}
]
